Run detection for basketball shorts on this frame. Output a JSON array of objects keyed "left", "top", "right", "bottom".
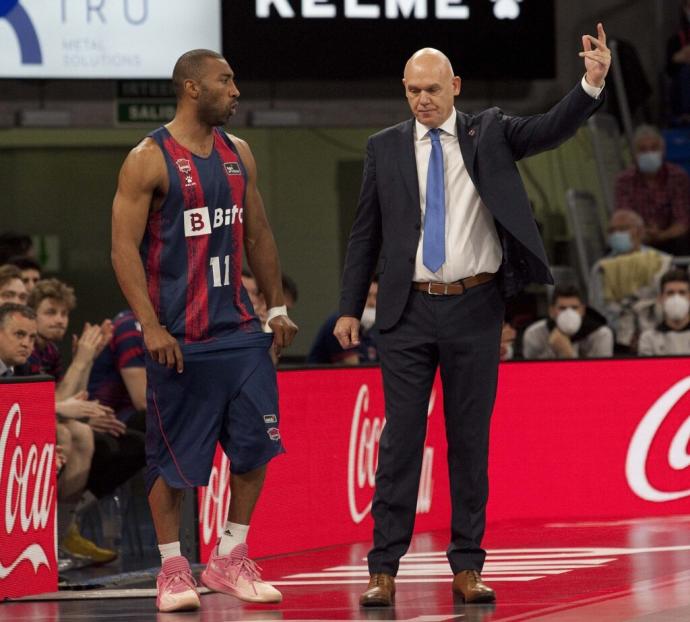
[{"left": 144, "top": 332, "right": 284, "bottom": 493}]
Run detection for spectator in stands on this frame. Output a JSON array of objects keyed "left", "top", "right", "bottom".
[
  {"left": 638, "top": 268, "right": 690, "bottom": 355},
  {"left": 522, "top": 285, "right": 613, "bottom": 359},
  {"left": 309, "top": 280, "right": 379, "bottom": 365},
  {"left": 88, "top": 309, "right": 146, "bottom": 432},
  {"left": 589, "top": 210, "right": 672, "bottom": 351},
  {"left": 0, "top": 303, "right": 36, "bottom": 377},
  {"left": 241, "top": 269, "right": 267, "bottom": 324},
  {"left": 6, "top": 255, "right": 42, "bottom": 293},
  {"left": 666, "top": 0, "right": 690, "bottom": 124},
  {"left": 0, "top": 265, "right": 28, "bottom": 305},
  {"left": 614, "top": 125, "right": 690, "bottom": 255},
  {"left": 0, "top": 231, "right": 33, "bottom": 265}
]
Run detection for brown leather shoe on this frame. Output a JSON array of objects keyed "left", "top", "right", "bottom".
[
  {"left": 452, "top": 570, "right": 496, "bottom": 603},
  {"left": 359, "top": 573, "right": 395, "bottom": 607}
]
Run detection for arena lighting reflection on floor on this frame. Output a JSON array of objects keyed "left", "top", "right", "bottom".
[{"left": 3, "top": 516, "right": 690, "bottom": 622}]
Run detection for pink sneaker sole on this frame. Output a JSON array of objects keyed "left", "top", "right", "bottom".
[
  {"left": 157, "top": 590, "right": 201, "bottom": 612},
  {"left": 200, "top": 569, "right": 282, "bottom": 603}
]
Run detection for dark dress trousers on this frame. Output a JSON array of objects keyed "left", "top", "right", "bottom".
[{"left": 339, "top": 83, "right": 603, "bottom": 576}]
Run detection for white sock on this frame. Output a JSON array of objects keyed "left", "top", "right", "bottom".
[
  {"left": 159, "top": 541, "right": 182, "bottom": 563},
  {"left": 218, "top": 522, "right": 249, "bottom": 555}
]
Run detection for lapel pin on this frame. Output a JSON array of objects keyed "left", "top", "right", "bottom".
[{"left": 468, "top": 128, "right": 476, "bottom": 137}]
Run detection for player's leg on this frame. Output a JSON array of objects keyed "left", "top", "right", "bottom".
[{"left": 201, "top": 341, "right": 283, "bottom": 603}]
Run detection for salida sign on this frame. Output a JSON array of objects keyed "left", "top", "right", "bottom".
[{"left": 0, "top": 380, "right": 57, "bottom": 599}]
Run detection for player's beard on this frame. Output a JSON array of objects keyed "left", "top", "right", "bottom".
[{"left": 198, "top": 92, "right": 234, "bottom": 128}]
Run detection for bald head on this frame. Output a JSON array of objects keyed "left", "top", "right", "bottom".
[
  {"left": 403, "top": 48, "right": 460, "bottom": 128},
  {"left": 404, "top": 48, "right": 455, "bottom": 80}
]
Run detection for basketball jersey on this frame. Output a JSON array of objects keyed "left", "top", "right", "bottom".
[{"left": 141, "top": 127, "right": 260, "bottom": 344}]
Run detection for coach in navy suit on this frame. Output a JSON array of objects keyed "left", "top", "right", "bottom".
[{"left": 335, "top": 24, "right": 612, "bottom": 606}]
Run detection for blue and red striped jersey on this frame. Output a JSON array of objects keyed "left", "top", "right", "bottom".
[
  {"left": 88, "top": 310, "right": 144, "bottom": 421},
  {"left": 141, "top": 127, "right": 260, "bottom": 344}
]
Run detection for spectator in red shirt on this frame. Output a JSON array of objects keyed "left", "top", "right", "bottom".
[{"left": 614, "top": 124, "right": 690, "bottom": 255}]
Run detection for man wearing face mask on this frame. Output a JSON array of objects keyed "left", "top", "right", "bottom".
[
  {"left": 589, "top": 210, "right": 672, "bottom": 351},
  {"left": 308, "top": 280, "right": 379, "bottom": 365},
  {"left": 638, "top": 269, "right": 690, "bottom": 355},
  {"left": 522, "top": 285, "right": 613, "bottom": 359},
  {"left": 614, "top": 125, "right": 690, "bottom": 255}
]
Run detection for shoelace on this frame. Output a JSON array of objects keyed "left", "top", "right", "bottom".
[
  {"left": 466, "top": 570, "right": 482, "bottom": 583},
  {"left": 218, "top": 555, "right": 263, "bottom": 592},
  {"left": 163, "top": 570, "right": 197, "bottom": 592},
  {"left": 372, "top": 574, "right": 389, "bottom": 586}
]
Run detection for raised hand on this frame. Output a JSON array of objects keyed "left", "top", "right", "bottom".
[{"left": 580, "top": 22, "right": 611, "bottom": 88}]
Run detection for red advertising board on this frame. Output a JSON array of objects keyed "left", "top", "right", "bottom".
[
  {"left": 0, "top": 379, "right": 57, "bottom": 599},
  {"left": 198, "top": 359, "right": 690, "bottom": 562}
]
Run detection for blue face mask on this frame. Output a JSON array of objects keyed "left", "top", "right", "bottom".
[
  {"left": 636, "top": 151, "right": 663, "bottom": 174},
  {"left": 608, "top": 231, "right": 634, "bottom": 255}
]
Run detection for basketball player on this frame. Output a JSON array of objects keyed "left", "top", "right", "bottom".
[{"left": 111, "top": 49, "right": 298, "bottom": 613}]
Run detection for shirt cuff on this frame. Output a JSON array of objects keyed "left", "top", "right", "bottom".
[
  {"left": 581, "top": 75, "right": 604, "bottom": 99},
  {"left": 263, "top": 305, "right": 288, "bottom": 333}
]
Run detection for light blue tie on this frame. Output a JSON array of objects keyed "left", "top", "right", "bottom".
[{"left": 423, "top": 128, "right": 445, "bottom": 273}]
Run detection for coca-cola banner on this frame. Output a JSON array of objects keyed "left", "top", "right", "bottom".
[
  {"left": 198, "top": 359, "right": 690, "bottom": 562},
  {"left": 0, "top": 379, "right": 57, "bottom": 599}
]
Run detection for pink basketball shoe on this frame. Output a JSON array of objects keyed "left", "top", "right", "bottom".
[
  {"left": 156, "top": 556, "right": 200, "bottom": 613},
  {"left": 201, "top": 543, "right": 282, "bottom": 603}
]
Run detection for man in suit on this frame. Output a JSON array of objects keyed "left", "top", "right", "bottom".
[{"left": 335, "top": 24, "right": 611, "bottom": 607}]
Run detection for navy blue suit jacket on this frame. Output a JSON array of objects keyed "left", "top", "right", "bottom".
[{"left": 339, "top": 82, "right": 604, "bottom": 331}]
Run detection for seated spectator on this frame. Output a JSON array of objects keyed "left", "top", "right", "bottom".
[
  {"left": 614, "top": 125, "right": 690, "bottom": 255},
  {"left": 589, "top": 210, "right": 672, "bottom": 350},
  {"left": 0, "top": 265, "right": 28, "bottom": 305},
  {"left": 666, "top": 0, "right": 690, "bottom": 124},
  {"left": 522, "top": 285, "right": 613, "bottom": 359},
  {"left": 0, "top": 303, "right": 37, "bottom": 377},
  {"left": 638, "top": 268, "right": 690, "bottom": 355},
  {"left": 22, "top": 280, "right": 147, "bottom": 565},
  {"left": 6, "top": 255, "right": 42, "bottom": 293},
  {"left": 88, "top": 309, "right": 146, "bottom": 432},
  {"left": 241, "top": 269, "right": 267, "bottom": 324},
  {"left": 0, "top": 231, "right": 33, "bottom": 265},
  {"left": 309, "top": 281, "right": 379, "bottom": 365}
]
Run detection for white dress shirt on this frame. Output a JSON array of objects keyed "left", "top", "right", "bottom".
[
  {"left": 412, "top": 77, "right": 604, "bottom": 283},
  {"left": 413, "top": 109, "right": 502, "bottom": 282}
]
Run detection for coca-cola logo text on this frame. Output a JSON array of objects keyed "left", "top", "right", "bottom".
[
  {"left": 0, "top": 403, "right": 54, "bottom": 579},
  {"left": 626, "top": 376, "right": 690, "bottom": 502},
  {"left": 199, "top": 450, "right": 231, "bottom": 547},
  {"left": 347, "top": 384, "right": 434, "bottom": 524}
]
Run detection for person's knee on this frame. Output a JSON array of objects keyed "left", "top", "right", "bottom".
[{"left": 67, "top": 420, "right": 95, "bottom": 459}]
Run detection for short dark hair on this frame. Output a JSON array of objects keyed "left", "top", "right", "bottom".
[
  {"left": 0, "top": 265, "right": 22, "bottom": 289},
  {"left": 0, "top": 303, "right": 36, "bottom": 327},
  {"left": 281, "top": 273, "right": 298, "bottom": 304},
  {"left": 660, "top": 268, "right": 690, "bottom": 291},
  {"left": 172, "top": 49, "right": 225, "bottom": 99},
  {"left": 0, "top": 232, "right": 32, "bottom": 265},
  {"left": 6, "top": 255, "right": 41, "bottom": 272},
  {"left": 551, "top": 284, "right": 583, "bottom": 305}
]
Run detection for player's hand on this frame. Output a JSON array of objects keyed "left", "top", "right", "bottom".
[
  {"left": 95, "top": 319, "right": 114, "bottom": 357},
  {"left": 56, "top": 390, "right": 115, "bottom": 419},
  {"left": 144, "top": 324, "right": 183, "bottom": 373},
  {"left": 268, "top": 315, "right": 298, "bottom": 357},
  {"left": 333, "top": 316, "right": 361, "bottom": 350},
  {"left": 580, "top": 23, "right": 611, "bottom": 88}
]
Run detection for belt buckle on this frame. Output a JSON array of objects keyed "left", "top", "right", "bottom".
[{"left": 427, "top": 282, "right": 448, "bottom": 296}]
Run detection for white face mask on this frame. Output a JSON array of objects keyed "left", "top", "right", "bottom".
[
  {"left": 360, "top": 306, "right": 376, "bottom": 331},
  {"left": 556, "top": 308, "right": 582, "bottom": 336},
  {"left": 663, "top": 294, "right": 690, "bottom": 322},
  {"left": 636, "top": 151, "right": 663, "bottom": 174}
]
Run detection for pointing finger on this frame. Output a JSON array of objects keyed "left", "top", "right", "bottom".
[{"left": 597, "top": 22, "right": 606, "bottom": 45}]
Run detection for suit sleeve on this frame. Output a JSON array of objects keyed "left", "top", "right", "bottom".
[
  {"left": 339, "top": 138, "right": 383, "bottom": 318},
  {"left": 500, "top": 82, "right": 605, "bottom": 161}
]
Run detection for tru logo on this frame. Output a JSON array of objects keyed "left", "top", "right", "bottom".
[{"left": 0, "top": 1, "right": 42, "bottom": 64}]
